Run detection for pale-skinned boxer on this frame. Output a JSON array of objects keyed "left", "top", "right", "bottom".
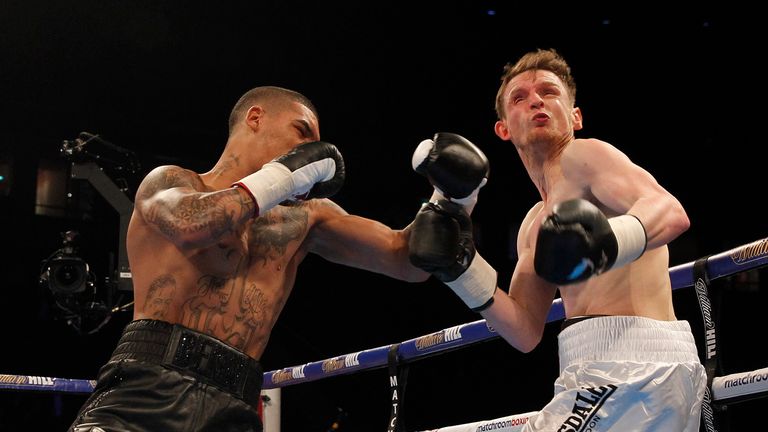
[{"left": 409, "top": 49, "right": 706, "bottom": 431}]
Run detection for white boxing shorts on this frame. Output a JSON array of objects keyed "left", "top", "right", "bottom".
[{"left": 523, "top": 316, "right": 707, "bottom": 432}]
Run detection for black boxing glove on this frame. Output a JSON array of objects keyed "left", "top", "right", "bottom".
[
  {"left": 409, "top": 199, "right": 497, "bottom": 311},
  {"left": 534, "top": 198, "right": 647, "bottom": 285},
  {"left": 412, "top": 132, "right": 489, "bottom": 213},
  {"left": 233, "top": 140, "right": 345, "bottom": 217}
]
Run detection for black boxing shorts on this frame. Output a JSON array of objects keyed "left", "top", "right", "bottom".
[{"left": 69, "top": 319, "right": 264, "bottom": 432}]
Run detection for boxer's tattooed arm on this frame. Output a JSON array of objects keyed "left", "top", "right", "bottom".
[
  {"left": 136, "top": 166, "right": 202, "bottom": 201},
  {"left": 137, "top": 166, "right": 255, "bottom": 245},
  {"left": 147, "top": 193, "right": 242, "bottom": 239}
]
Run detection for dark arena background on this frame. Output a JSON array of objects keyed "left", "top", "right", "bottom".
[{"left": 0, "top": 2, "right": 765, "bottom": 431}]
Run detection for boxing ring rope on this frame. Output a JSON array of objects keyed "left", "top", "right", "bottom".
[{"left": 2, "top": 237, "right": 767, "bottom": 431}]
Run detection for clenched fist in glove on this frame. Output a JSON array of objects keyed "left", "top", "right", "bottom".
[
  {"left": 534, "top": 198, "right": 647, "bottom": 285},
  {"left": 233, "top": 140, "right": 345, "bottom": 217},
  {"left": 408, "top": 199, "right": 497, "bottom": 311},
  {"left": 412, "top": 132, "right": 489, "bottom": 213}
]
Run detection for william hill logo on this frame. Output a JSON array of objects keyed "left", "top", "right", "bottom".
[
  {"left": 731, "top": 238, "right": 768, "bottom": 265},
  {"left": 270, "top": 366, "right": 305, "bottom": 384},
  {"left": 415, "top": 325, "right": 463, "bottom": 351},
  {"left": 0, "top": 375, "right": 54, "bottom": 386},
  {"left": 0, "top": 375, "right": 28, "bottom": 385},
  {"left": 322, "top": 353, "right": 360, "bottom": 373}
]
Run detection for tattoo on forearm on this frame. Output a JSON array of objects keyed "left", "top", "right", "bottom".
[{"left": 168, "top": 194, "right": 238, "bottom": 237}]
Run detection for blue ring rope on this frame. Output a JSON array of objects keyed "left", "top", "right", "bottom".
[
  {"left": 1, "top": 237, "right": 765, "bottom": 393},
  {"left": 263, "top": 236, "right": 768, "bottom": 388}
]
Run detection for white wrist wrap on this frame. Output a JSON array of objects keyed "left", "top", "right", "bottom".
[
  {"left": 445, "top": 252, "right": 497, "bottom": 310},
  {"left": 234, "top": 162, "right": 294, "bottom": 216},
  {"left": 608, "top": 214, "right": 647, "bottom": 269},
  {"left": 429, "top": 178, "right": 485, "bottom": 215}
]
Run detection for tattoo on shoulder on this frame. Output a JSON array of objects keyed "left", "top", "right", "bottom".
[{"left": 138, "top": 166, "right": 204, "bottom": 200}]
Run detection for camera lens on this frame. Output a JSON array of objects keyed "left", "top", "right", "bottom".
[
  {"left": 48, "top": 257, "right": 88, "bottom": 294},
  {"left": 56, "top": 265, "right": 80, "bottom": 285}
]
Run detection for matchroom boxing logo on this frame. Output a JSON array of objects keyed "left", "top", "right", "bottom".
[{"left": 557, "top": 384, "right": 617, "bottom": 432}]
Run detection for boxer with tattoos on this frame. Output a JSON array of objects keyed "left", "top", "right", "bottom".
[{"left": 68, "top": 86, "right": 491, "bottom": 432}]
